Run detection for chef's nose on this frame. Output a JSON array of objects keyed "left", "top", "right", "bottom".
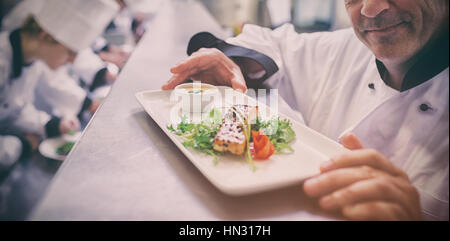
[{"left": 361, "top": 0, "right": 390, "bottom": 18}]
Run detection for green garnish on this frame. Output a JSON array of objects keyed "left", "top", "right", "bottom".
[
  {"left": 252, "top": 117, "right": 296, "bottom": 154},
  {"left": 167, "top": 109, "right": 224, "bottom": 165},
  {"left": 188, "top": 90, "right": 203, "bottom": 94},
  {"left": 56, "top": 142, "right": 75, "bottom": 156},
  {"left": 167, "top": 107, "right": 296, "bottom": 169}
]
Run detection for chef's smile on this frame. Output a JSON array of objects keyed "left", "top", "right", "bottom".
[{"left": 364, "top": 21, "right": 410, "bottom": 40}]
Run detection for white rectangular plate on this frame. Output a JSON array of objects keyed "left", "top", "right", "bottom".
[{"left": 135, "top": 87, "right": 347, "bottom": 196}]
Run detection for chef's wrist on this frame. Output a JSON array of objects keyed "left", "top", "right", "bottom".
[{"left": 232, "top": 57, "right": 266, "bottom": 79}]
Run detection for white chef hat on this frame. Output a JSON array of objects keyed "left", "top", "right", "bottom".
[
  {"left": 34, "top": 0, "right": 120, "bottom": 52},
  {"left": 124, "top": 0, "right": 162, "bottom": 15}
]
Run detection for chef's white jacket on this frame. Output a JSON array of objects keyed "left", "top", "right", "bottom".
[
  {"left": 33, "top": 61, "right": 86, "bottom": 118},
  {"left": 70, "top": 48, "right": 107, "bottom": 87},
  {"left": 1, "top": 0, "right": 108, "bottom": 87},
  {"left": 227, "top": 24, "right": 449, "bottom": 220},
  {"left": 0, "top": 31, "right": 51, "bottom": 137},
  {"left": 0, "top": 135, "right": 22, "bottom": 170}
]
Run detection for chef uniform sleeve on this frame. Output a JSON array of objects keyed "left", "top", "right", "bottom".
[
  {"left": 225, "top": 24, "right": 357, "bottom": 124},
  {"left": 186, "top": 31, "right": 279, "bottom": 89}
]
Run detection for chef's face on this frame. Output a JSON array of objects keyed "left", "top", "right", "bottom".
[
  {"left": 38, "top": 33, "right": 77, "bottom": 70},
  {"left": 345, "top": 0, "right": 448, "bottom": 64},
  {"left": 115, "top": 0, "right": 127, "bottom": 9}
]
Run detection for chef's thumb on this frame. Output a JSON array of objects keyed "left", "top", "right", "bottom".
[{"left": 341, "top": 133, "right": 364, "bottom": 150}]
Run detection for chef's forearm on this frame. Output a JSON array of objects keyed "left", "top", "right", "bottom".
[{"left": 232, "top": 57, "right": 267, "bottom": 88}]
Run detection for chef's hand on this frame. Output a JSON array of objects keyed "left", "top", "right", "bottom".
[
  {"left": 303, "top": 133, "right": 422, "bottom": 220},
  {"left": 89, "top": 100, "right": 101, "bottom": 114},
  {"left": 99, "top": 45, "right": 130, "bottom": 69},
  {"left": 59, "top": 117, "right": 81, "bottom": 135},
  {"left": 162, "top": 48, "right": 248, "bottom": 92},
  {"left": 105, "top": 68, "right": 118, "bottom": 85},
  {"left": 24, "top": 134, "right": 40, "bottom": 151}
]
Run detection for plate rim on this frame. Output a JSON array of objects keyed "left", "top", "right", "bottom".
[
  {"left": 38, "top": 138, "right": 66, "bottom": 161},
  {"left": 38, "top": 132, "right": 82, "bottom": 161}
]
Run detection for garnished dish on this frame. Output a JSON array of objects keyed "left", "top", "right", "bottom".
[
  {"left": 39, "top": 131, "right": 81, "bottom": 161},
  {"left": 55, "top": 131, "right": 78, "bottom": 156},
  {"left": 167, "top": 105, "right": 296, "bottom": 170},
  {"left": 136, "top": 87, "right": 346, "bottom": 195},
  {"left": 56, "top": 142, "right": 75, "bottom": 156}
]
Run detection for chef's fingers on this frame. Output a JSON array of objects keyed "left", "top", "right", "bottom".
[
  {"left": 320, "top": 149, "right": 409, "bottom": 180},
  {"left": 181, "top": 55, "right": 247, "bottom": 92},
  {"left": 172, "top": 55, "right": 234, "bottom": 80},
  {"left": 171, "top": 48, "right": 235, "bottom": 74},
  {"left": 170, "top": 49, "right": 206, "bottom": 73},
  {"left": 163, "top": 65, "right": 231, "bottom": 90},
  {"left": 341, "top": 133, "right": 364, "bottom": 150},
  {"left": 162, "top": 72, "right": 191, "bottom": 90},
  {"left": 342, "top": 201, "right": 410, "bottom": 221},
  {"left": 70, "top": 118, "right": 81, "bottom": 131},
  {"left": 318, "top": 176, "right": 411, "bottom": 213},
  {"left": 164, "top": 63, "right": 246, "bottom": 91},
  {"left": 303, "top": 166, "right": 388, "bottom": 198},
  {"left": 230, "top": 68, "right": 248, "bottom": 93},
  {"left": 167, "top": 48, "right": 247, "bottom": 91},
  {"left": 164, "top": 56, "right": 228, "bottom": 89},
  {"left": 170, "top": 52, "right": 207, "bottom": 74}
]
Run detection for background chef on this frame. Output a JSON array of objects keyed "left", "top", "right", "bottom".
[{"left": 0, "top": 0, "right": 119, "bottom": 172}]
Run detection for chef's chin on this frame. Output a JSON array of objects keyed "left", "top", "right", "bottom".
[
  {"left": 365, "top": 29, "right": 425, "bottom": 64},
  {"left": 361, "top": 35, "right": 418, "bottom": 65},
  {"left": 369, "top": 43, "right": 415, "bottom": 65}
]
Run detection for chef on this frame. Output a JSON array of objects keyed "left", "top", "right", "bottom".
[
  {"left": 0, "top": 0, "right": 119, "bottom": 171},
  {"left": 1, "top": 0, "right": 121, "bottom": 121},
  {"left": 162, "top": 0, "right": 449, "bottom": 220}
]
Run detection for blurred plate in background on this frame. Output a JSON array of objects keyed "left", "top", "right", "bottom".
[{"left": 38, "top": 132, "right": 82, "bottom": 161}]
